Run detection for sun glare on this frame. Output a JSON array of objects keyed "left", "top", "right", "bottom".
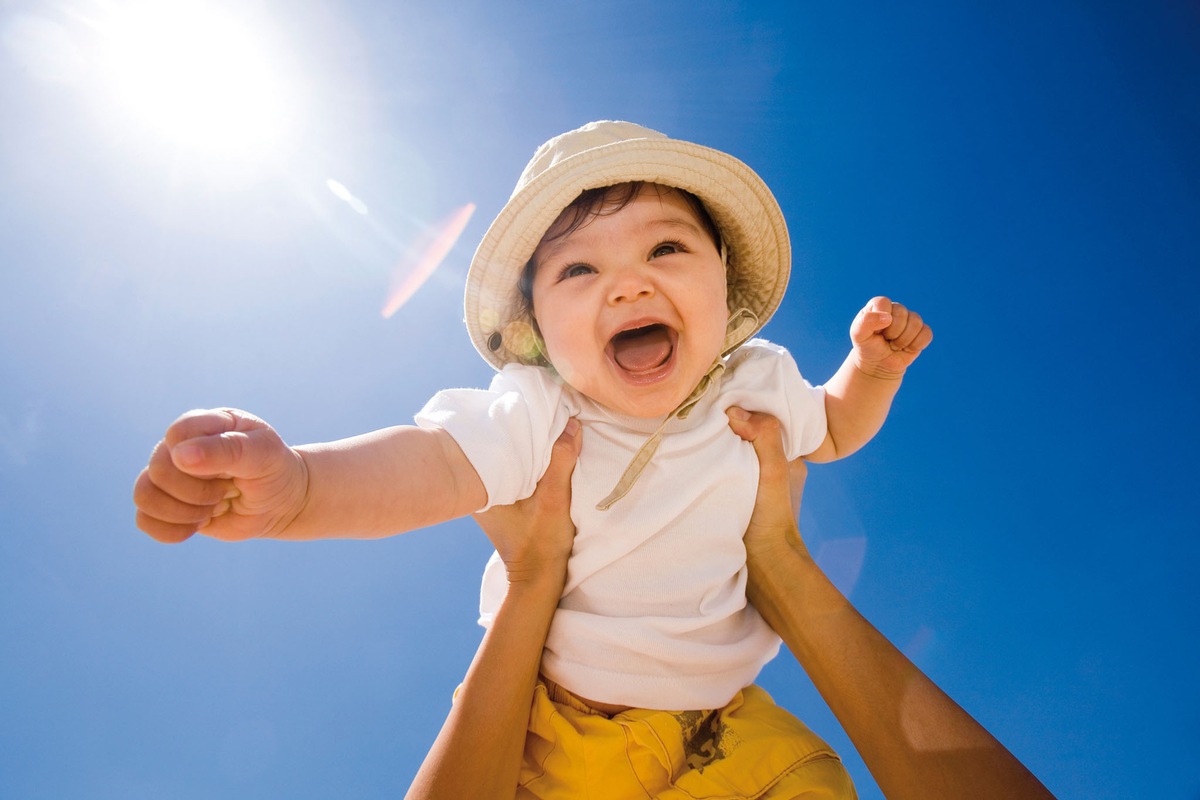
[{"left": 97, "top": 1, "right": 296, "bottom": 155}]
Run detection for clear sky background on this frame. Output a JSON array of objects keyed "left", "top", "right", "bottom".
[{"left": 2, "top": 1, "right": 1197, "bottom": 797}]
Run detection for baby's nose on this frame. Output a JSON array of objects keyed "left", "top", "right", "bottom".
[{"left": 607, "top": 266, "right": 654, "bottom": 304}]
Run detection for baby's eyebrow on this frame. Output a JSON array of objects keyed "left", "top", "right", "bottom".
[
  {"left": 533, "top": 235, "right": 574, "bottom": 265},
  {"left": 536, "top": 213, "right": 705, "bottom": 264},
  {"left": 641, "top": 215, "right": 706, "bottom": 237}
]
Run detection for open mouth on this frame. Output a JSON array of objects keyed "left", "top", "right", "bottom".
[{"left": 609, "top": 323, "right": 675, "bottom": 374}]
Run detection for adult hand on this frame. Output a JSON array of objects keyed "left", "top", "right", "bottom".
[
  {"left": 133, "top": 408, "right": 308, "bottom": 543},
  {"left": 473, "top": 417, "right": 582, "bottom": 586},
  {"left": 726, "top": 406, "right": 1056, "bottom": 800},
  {"left": 726, "top": 406, "right": 810, "bottom": 560},
  {"left": 407, "top": 419, "right": 583, "bottom": 800}
]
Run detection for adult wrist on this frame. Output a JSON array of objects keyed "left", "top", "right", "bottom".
[
  {"left": 503, "top": 563, "right": 567, "bottom": 600},
  {"left": 746, "top": 530, "right": 817, "bottom": 601}
]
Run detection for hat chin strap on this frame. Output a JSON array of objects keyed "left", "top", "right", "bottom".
[
  {"left": 720, "top": 306, "right": 758, "bottom": 358},
  {"left": 594, "top": 307, "right": 759, "bottom": 511}
]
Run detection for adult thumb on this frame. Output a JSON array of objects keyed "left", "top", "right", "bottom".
[{"left": 540, "top": 418, "right": 582, "bottom": 496}]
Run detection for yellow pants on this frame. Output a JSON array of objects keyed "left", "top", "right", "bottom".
[{"left": 519, "top": 679, "right": 857, "bottom": 800}]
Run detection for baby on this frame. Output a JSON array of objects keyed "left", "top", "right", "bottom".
[{"left": 134, "top": 121, "right": 931, "bottom": 716}]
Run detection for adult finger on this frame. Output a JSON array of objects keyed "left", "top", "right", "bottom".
[
  {"left": 726, "top": 407, "right": 796, "bottom": 528},
  {"left": 472, "top": 419, "right": 581, "bottom": 576},
  {"left": 787, "top": 454, "right": 809, "bottom": 520},
  {"left": 537, "top": 418, "right": 582, "bottom": 509},
  {"left": 472, "top": 418, "right": 581, "bottom": 531}
]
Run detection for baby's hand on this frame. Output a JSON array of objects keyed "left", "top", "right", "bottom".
[
  {"left": 133, "top": 408, "right": 309, "bottom": 544},
  {"left": 850, "top": 296, "right": 933, "bottom": 379}
]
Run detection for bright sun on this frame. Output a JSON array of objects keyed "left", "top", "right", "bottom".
[{"left": 97, "top": 1, "right": 297, "bottom": 155}]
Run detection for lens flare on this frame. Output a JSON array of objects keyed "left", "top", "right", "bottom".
[
  {"left": 815, "top": 536, "right": 866, "bottom": 597},
  {"left": 326, "top": 179, "right": 368, "bottom": 214},
  {"left": 381, "top": 203, "right": 475, "bottom": 318}
]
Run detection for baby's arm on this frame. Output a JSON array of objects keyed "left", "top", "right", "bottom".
[
  {"left": 292, "top": 423, "right": 486, "bottom": 539},
  {"left": 805, "top": 297, "right": 932, "bottom": 463},
  {"left": 133, "top": 408, "right": 486, "bottom": 543}
]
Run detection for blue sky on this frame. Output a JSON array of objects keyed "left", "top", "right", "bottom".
[{"left": 1, "top": 1, "right": 1197, "bottom": 797}]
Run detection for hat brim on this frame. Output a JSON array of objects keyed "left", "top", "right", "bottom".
[{"left": 466, "top": 135, "right": 790, "bottom": 370}]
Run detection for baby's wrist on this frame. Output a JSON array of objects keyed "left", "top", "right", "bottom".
[
  {"left": 851, "top": 353, "right": 906, "bottom": 382},
  {"left": 262, "top": 447, "right": 312, "bottom": 539}
]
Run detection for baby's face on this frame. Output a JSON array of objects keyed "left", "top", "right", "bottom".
[{"left": 530, "top": 185, "right": 728, "bottom": 418}]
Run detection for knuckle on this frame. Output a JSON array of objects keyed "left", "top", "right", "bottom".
[
  {"left": 218, "top": 408, "right": 246, "bottom": 431},
  {"left": 132, "top": 470, "right": 152, "bottom": 505},
  {"left": 224, "top": 407, "right": 267, "bottom": 432},
  {"left": 221, "top": 432, "right": 244, "bottom": 462},
  {"left": 147, "top": 439, "right": 171, "bottom": 467},
  {"left": 146, "top": 450, "right": 177, "bottom": 484}
]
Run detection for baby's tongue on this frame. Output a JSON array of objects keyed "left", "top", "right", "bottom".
[{"left": 612, "top": 326, "right": 672, "bottom": 372}]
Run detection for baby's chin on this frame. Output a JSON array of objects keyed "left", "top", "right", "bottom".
[
  {"left": 598, "top": 395, "right": 684, "bottom": 419},
  {"left": 561, "top": 374, "right": 697, "bottom": 420},
  {"left": 553, "top": 344, "right": 722, "bottom": 419}
]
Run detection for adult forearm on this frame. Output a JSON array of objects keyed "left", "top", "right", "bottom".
[
  {"left": 748, "top": 540, "right": 1055, "bottom": 800},
  {"left": 405, "top": 573, "right": 561, "bottom": 800}
]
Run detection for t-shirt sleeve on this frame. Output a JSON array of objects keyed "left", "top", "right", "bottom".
[
  {"left": 723, "top": 339, "right": 828, "bottom": 460},
  {"left": 414, "top": 366, "right": 572, "bottom": 511}
]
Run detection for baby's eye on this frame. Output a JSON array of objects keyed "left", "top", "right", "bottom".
[
  {"left": 651, "top": 240, "right": 684, "bottom": 258},
  {"left": 560, "top": 263, "right": 594, "bottom": 280}
]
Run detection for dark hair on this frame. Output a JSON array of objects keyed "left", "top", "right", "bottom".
[{"left": 516, "top": 182, "right": 723, "bottom": 313}]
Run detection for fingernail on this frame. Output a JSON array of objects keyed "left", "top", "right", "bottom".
[
  {"left": 223, "top": 487, "right": 241, "bottom": 500},
  {"left": 563, "top": 418, "right": 580, "bottom": 437},
  {"left": 727, "top": 407, "right": 750, "bottom": 421}
]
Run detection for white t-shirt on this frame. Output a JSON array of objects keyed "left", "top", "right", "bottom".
[{"left": 415, "top": 338, "right": 827, "bottom": 710}]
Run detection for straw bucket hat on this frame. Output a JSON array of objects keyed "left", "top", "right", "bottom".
[{"left": 465, "top": 120, "right": 791, "bottom": 371}]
